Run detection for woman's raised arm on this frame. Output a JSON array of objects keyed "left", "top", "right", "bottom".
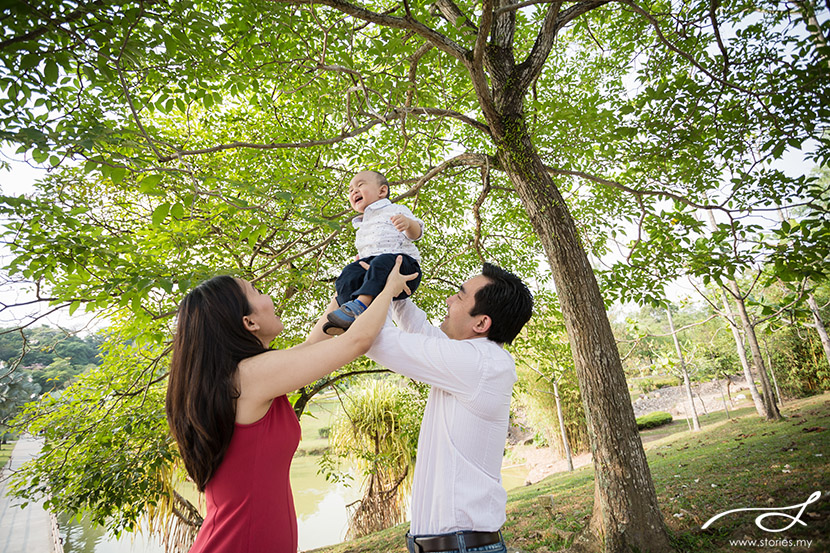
[{"left": 235, "top": 257, "right": 416, "bottom": 422}]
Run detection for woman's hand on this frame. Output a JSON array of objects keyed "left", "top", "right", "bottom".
[{"left": 382, "top": 255, "right": 419, "bottom": 298}]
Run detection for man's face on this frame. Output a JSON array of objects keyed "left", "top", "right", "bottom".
[
  {"left": 348, "top": 171, "right": 387, "bottom": 213},
  {"left": 440, "top": 274, "right": 491, "bottom": 340}
]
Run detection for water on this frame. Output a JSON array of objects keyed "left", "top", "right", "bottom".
[
  {"left": 57, "top": 456, "right": 361, "bottom": 553},
  {"left": 57, "top": 513, "right": 165, "bottom": 553}
]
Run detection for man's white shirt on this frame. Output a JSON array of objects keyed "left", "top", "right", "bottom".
[
  {"left": 352, "top": 198, "right": 423, "bottom": 261},
  {"left": 366, "top": 299, "right": 516, "bottom": 535}
]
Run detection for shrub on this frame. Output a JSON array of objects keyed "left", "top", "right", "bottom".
[
  {"left": 636, "top": 376, "right": 681, "bottom": 394},
  {"left": 636, "top": 411, "right": 673, "bottom": 430}
]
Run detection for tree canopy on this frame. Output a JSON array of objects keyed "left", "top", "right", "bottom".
[{"left": 1, "top": 0, "right": 828, "bottom": 551}]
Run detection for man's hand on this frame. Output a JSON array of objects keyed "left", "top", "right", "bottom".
[{"left": 390, "top": 214, "right": 421, "bottom": 240}]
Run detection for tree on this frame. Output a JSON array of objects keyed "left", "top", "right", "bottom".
[
  {"left": 2, "top": 1, "right": 828, "bottom": 551},
  {"left": 0, "top": 365, "right": 40, "bottom": 425},
  {"left": 323, "top": 378, "right": 422, "bottom": 538},
  {"left": 665, "top": 306, "right": 700, "bottom": 431},
  {"left": 514, "top": 300, "right": 589, "bottom": 461}
]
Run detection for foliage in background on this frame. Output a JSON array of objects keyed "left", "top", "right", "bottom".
[
  {"left": 0, "top": 368, "right": 39, "bottom": 432},
  {"left": 0, "top": 326, "right": 102, "bottom": 391},
  {"left": 514, "top": 299, "right": 590, "bottom": 456},
  {"left": 8, "top": 319, "right": 184, "bottom": 538},
  {"left": 0, "top": 0, "right": 828, "bottom": 546},
  {"left": 323, "top": 377, "right": 424, "bottom": 539}
]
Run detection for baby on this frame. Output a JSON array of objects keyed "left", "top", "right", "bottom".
[{"left": 324, "top": 170, "right": 423, "bottom": 335}]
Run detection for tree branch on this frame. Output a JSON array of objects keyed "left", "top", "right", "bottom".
[
  {"left": 0, "top": 0, "right": 106, "bottom": 50},
  {"left": 433, "top": 0, "right": 478, "bottom": 34},
  {"left": 468, "top": 0, "right": 499, "bottom": 124},
  {"left": 266, "top": 0, "right": 467, "bottom": 61},
  {"left": 158, "top": 107, "right": 491, "bottom": 162},
  {"left": 516, "top": 0, "right": 612, "bottom": 92}
]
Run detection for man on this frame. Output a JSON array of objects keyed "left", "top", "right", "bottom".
[{"left": 367, "top": 263, "right": 533, "bottom": 553}]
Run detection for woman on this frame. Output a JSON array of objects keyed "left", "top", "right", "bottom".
[{"left": 166, "top": 256, "right": 416, "bottom": 553}]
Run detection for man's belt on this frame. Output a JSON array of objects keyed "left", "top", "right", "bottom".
[{"left": 412, "top": 530, "right": 502, "bottom": 552}]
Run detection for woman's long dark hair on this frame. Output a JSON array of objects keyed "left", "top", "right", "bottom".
[{"left": 166, "top": 276, "right": 268, "bottom": 491}]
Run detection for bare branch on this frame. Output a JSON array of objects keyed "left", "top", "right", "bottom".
[
  {"left": 433, "top": 0, "right": 478, "bottom": 34},
  {"left": 395, "top": 152, "right": 491, "bottom": 202},
  {"left": 472, "top": 160, "right": 492, "bottom": 262},
  {"left": 406, "top": 43, "right": 434, "bottom": 108},
  {"left": 469, "top": 0, "right": 499, "bottom": 124}
]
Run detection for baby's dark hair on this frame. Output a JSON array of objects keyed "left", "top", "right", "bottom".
[{"left": 368, "top": 170, "right": 389, "bottom": 199}]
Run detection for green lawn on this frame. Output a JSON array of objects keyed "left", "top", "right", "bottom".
[
  {"left": 0, "top": 439, "right": 16, "bottom": 469},
  {"left": 310, "top": 393, "right": 830, "bottom": 553}
]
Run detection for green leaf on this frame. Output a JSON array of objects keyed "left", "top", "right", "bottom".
[
  {"left": 43, "top": 60, "right": 59, "bottom": 85},
  {"left": 170, "top": 203, "right": 184, "bottom": 219},
  {"left": 110, "top": 167, "right": 127, "bottom": 184},
  {"left": 139, "top": 174, "right": 163, "bottom": 193},
  {"left": 152, "top": 203, "right": 170, "bottom": 226}
]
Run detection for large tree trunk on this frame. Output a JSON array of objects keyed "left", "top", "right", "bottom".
[
  {"left": 807, "top": 292, "right": 830, "bottom": 368},
  {"left": 494, "top": 115, "right": 672, "bottom": 552},
  {"left": 728, "top": 281, "right": 781, "bottom": 420},
  {"left": 666, "top": 308, "right": 700, "bottom": 431}
]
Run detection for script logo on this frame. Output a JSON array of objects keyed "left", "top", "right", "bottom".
[{"left": 701, "top": 491, "right": 821, "bottom": 533}]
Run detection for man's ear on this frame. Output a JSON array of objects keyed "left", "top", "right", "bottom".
[{"left": 472, "top": 314, "right": 491, "bottom": 337}]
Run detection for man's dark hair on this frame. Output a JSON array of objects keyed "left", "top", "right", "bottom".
[
  {"left": 369, "top": 170, "right": 389, "bottom": 199},
  {"left": 470, "top": 263, "right": 533, "bottom": 344}
]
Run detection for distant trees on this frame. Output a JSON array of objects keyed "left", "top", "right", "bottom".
[
  {"left": 0, "top": 326, "right": 102, "bottom": 392},
  {"left": 612, "top": 287, "right": 830, "bottom": 404}
]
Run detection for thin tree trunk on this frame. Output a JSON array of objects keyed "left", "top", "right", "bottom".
[
  {"left": 728, "top": 281, "right": 781, "bottom": 420},
  {"left": 704, "top": 208, "right": 765, "bottom": 416},
  {"left": 807, "top": 292, "right": 830, "bottom": 369},
  {"left": 666, "top": 308, "right": 700, "bottom": 431},
  {"left": 695, "top": 386, "right": 708, "bottom": 415},
  {"left": 718, "top": 378, "right": 731, "bottom": 419},
  {"left": 762, "top": 333, "right": 784, "bottom": 406},
  {"left": 720, "top": 289, "right": 766, "bottom": 416},
  {"left": 494, "top": 119, "right": 672, "bottom": 552},
  {"left": 552, "top": 372, "right": 574, "bottom": 472}
]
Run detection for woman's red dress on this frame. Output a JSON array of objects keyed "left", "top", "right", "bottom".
[{"left": 190, "top": 395, "right": 301, "bottom": 552}]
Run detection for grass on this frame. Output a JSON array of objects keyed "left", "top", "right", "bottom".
[
  {"left": 0, "top": 439, "right": 16, "bottom": 469},
  {"left": 308, "top": 393, "right": 830, "bottom": 553}
]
